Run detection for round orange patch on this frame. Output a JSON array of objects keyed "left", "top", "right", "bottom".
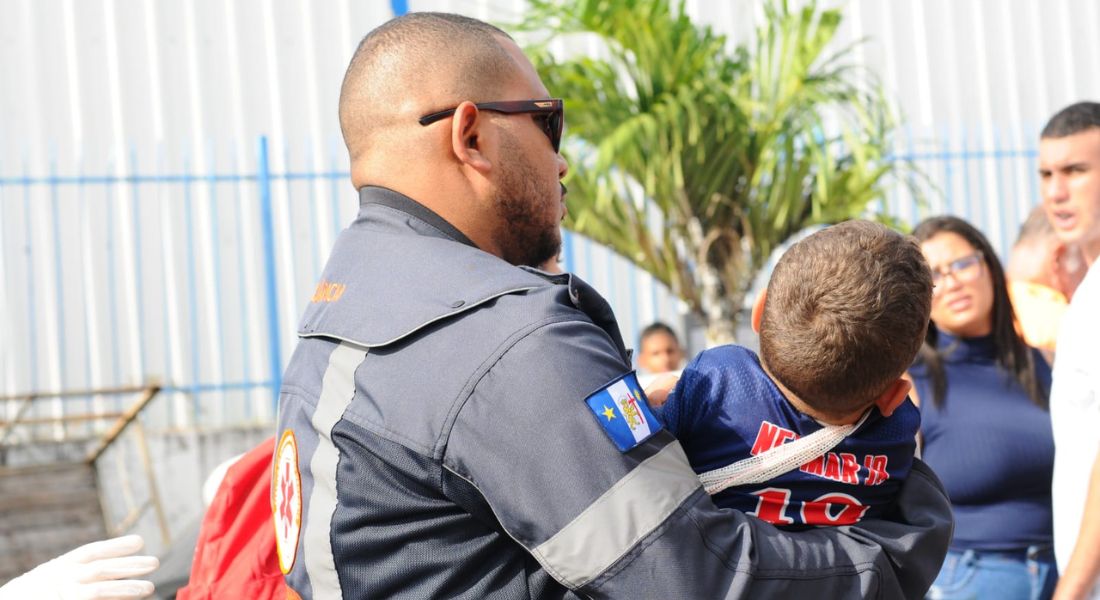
[{"left": 272, "top": 430, "right": 302, "bottom": 574}]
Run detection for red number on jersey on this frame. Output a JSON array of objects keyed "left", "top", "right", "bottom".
[
  {"left": 801, "top": 492, "right": 869, "bottom": 525},
  {"left": 749, "top": 488, "right": 869, "bottom": 526},
  {"left": 749, "top": 488, "right": 795, "bottom": 525}
]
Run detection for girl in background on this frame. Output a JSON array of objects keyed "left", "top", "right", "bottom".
[{"left": 911, "top": 215, "right": 1055, "bottom": 600}]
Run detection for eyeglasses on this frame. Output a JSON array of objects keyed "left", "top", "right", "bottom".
[
  {"left": 930, "top": 252, "right": 984, "bottom": 295},
  {"left": 418, "top": 99, "right": 564, "bottom": 153}
]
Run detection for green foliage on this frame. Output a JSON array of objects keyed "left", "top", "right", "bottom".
[{"left": 517, "top": 0, "right": 914, "bottom": 340}]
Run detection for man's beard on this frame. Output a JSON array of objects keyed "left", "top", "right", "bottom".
[{"left": 493, "top": 134, "right": 562, "bottom": 268}]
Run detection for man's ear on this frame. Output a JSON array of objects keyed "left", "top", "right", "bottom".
[
  {"left": 450, "top": 101, "right": 492, "bottom": 173},
  {"left": 751, "top": 289, "right": 767, "bottom": 334},
  {"left": 873, "top": 378, "right": 912, "bottom": 417}
]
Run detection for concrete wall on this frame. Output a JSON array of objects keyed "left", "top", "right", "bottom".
[{"left": 95, "top": 424, "right": 274, "bottom": 558}]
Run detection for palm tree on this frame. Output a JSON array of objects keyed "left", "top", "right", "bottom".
[{"left": 518, "top": 0, "right": 912, "bottom": 344}]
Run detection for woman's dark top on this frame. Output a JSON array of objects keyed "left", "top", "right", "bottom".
[{"left": 910, "top": 332, "right": 1053, "bottom": 551}]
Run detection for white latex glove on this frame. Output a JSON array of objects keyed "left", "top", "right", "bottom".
[{"left": 0, "top": 534, "right": 159, "bottom": 600}]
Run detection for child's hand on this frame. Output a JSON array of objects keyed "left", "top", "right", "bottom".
[
  {"left": 538, "top": 255, "right": 563, "bottom": 274},
  {"left": 644, "top": 373, "right": 680, "bottom": 409}
]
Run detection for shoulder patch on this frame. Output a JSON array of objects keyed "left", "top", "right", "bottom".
[
  {"left": 585, "top": 371, "right": 663, "bottom": 452},
  {"left": 272, "top": 430, "right": 303, "bottom": 574}
]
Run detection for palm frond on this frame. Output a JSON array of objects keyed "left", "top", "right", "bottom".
[{"left": 517, "top": 0, "right": 916, "bottom": 343}]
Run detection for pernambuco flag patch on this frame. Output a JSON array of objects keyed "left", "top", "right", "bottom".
[{"left": 585, "top": 371, "right": 663, "bottom": 452}]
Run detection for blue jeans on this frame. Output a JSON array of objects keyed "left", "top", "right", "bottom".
[{"left": 926, "top": 546, "right": 1058, "bottom": 600}]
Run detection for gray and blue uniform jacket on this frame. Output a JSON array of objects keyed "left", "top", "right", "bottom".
[{"left": 274, "top": 186, "right": 953, "bottom": 599}]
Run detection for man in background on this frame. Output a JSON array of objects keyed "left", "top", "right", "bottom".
[
  {"left": 1007, "top": 205, "right": 1086, "bottom": 357},
  {"left": 1038, "top": 101, "right": 1100, "bottom": 600},
  {"left": 637, "top": 322, "right": 685, "bottom": 385}
]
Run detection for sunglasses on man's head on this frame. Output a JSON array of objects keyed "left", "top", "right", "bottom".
[{"left": 418, "top": 99, "right": 564, "bottom": 153}]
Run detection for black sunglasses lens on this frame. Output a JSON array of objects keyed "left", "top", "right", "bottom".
[
  {"left": 533, "top": 112, "right": 560, "bottom": 152},
  {"left": 547, "top": 110, "right": 562, "bottom": 152}
]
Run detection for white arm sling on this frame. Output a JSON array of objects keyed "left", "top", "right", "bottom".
[{"left": 698, "top": 410, "right": 872, "bottom": 495}]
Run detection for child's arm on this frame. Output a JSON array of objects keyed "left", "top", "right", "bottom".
[{"left": 644, "top": 372, "right": 680, "bottom": 409}]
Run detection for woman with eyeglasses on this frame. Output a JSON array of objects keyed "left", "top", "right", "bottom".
[{"left": 909, "top": 215, "right": 1056, "bottom": 600}]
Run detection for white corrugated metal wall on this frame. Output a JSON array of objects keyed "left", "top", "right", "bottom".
[{"left": 2, "top": 0, "right": 1099, "bottom": 433}]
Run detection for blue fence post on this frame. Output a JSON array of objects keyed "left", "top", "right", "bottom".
[{"left": 258, "top": 136, "right": 283, "bottom": 413}]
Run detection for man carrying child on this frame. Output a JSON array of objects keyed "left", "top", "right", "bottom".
[{"left": 659, "top": 220, "right": 931, "bottom": 526}]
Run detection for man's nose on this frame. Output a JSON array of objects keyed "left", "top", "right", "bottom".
[
  {"left": 1045, "top": 174, "right": 1069, "bottom": 202},
  {"left": 557, "top": 153, "right": 569, "bottom": 179}
]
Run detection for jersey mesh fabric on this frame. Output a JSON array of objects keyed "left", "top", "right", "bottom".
[{"left": 661, "top": 345, "right": 917, "bottom": 526}]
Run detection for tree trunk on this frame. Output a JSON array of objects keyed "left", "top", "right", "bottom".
[
  {"left": 704, "top": 317, "right": 737, "bottom": 348},
  {"left": 690, "top": 217, "right": 745, "bottom": 348},
  {"left": 699, "top": 279, "right": 739, "bottom": 347}
]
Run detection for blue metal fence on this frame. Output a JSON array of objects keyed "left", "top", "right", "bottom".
[
  {"left": 0, "top": 136, "right": 347, "bottom": 434},
  {"left": 0, "top": 133, "right": 1044, "bottom": 437}
]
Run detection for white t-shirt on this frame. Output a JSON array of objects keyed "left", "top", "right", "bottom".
[
  {"left": 1051, "top": 264, "right": 1100, "bottom": 598},
  {"left": 637, "top": 369, "right": 683, "bottom": 391}
]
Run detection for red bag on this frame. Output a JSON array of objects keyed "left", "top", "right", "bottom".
[{"left": 177, "top": 437, "right": 293, "bottom": 600}]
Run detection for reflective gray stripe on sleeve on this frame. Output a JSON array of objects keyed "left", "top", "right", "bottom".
[
  {"left": 531, "top": 440, "right": 702, "bottom": 588},
  {"left": 304, "top": 341, "right": 368, "bottom": 600}
]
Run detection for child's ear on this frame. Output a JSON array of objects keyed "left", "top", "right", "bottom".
[
  {"left": 873, "top": 378, "right": 912, "bottom": 417},
  {"left": 751, "top": 289, "right": 767, "bottom": 334}
]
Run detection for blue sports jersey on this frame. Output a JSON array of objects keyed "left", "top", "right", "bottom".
[{"left": 661, "top": 345, "right": 918, "bottom": 527}]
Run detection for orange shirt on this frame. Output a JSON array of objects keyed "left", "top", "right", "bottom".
[{"left": 1008, "top": 280, "right": 1068, "bottom": 351}]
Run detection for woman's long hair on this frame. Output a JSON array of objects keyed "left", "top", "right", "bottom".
[{"left": 911, "top": 215, "right": 1046, "bottom": 408}]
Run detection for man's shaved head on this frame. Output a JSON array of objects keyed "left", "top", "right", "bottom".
[
  {"left": 336, "top": 12, "right": 568, "bottom": 268},
  {"left": 339, "top": 13, "right": 518, "bottom": 163}
]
